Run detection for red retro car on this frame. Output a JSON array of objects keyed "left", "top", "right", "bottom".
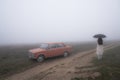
[{"left": 29, "top": 42, "right": 72, "bottom": 62}]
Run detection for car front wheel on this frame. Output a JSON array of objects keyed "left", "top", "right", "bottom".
[
  {"left": 63, "top": 52, "right": 69, "bottom": 57},
  {"left": 37, "top": 55, "right": 45, "bottom": 62}
]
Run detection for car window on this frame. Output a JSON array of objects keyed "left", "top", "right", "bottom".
[
  {"left": 49, "top": 44, "right": 57, "bottom": 49},
  {"left": 40, "top": 43, "right": 48, "bottom": 49},
  {"left": 57, "top": 44, "right": 65, "bottom": 48}
]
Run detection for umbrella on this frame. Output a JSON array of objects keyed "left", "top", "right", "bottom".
[{"left": 93, "top": 34, "right": 106, "bottom": 38}]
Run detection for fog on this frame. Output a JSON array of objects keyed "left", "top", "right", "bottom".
[{"left": 0, "top": 0, "right": 120, "bottom": 45}]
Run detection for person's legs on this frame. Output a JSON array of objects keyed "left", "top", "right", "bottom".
[
  {"left": 99, "top": 54, "right": 103, "bottom": 59},
  {"left": 97, "top": 54, "right": 102, "bottom": 60},
  {"left": 100, "top": 45, "right": 104, "bottom": 59}
]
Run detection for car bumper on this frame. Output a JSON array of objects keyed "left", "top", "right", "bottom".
[{"left": 28, "top": 52, "right": 35, "bottom": 59}]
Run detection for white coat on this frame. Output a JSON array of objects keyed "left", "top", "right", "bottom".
[{"left": 96, "top": 44, "right": 104, "bottom": 60}]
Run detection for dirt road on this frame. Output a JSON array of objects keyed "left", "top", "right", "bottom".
[{"left": 5, "top": 44, "right": 118, "bottom": 80}]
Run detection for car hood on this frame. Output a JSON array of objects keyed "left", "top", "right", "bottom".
[{"left": 29, "top": 48, "right": 45, "bottom": 53}]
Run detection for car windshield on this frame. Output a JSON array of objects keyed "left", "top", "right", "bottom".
[{"left": 39, "top": 43, "right": 48, "bottom": 49}]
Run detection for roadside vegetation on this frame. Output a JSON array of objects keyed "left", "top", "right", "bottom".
[
  {"left": 72, "top": 46, "right": 120, "bottom": 80},
  {"left": 0, "top": 45, "right": 38, "bottom": 79}
]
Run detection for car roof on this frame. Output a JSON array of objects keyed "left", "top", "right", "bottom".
[{"left": 44, "top": 42, "right": 64, "bottom": 44}]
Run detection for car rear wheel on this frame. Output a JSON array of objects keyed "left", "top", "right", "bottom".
[
  {"left": 37, "top": 55, "right": 44, "bottom": 62},
  {"left": 63, "top": 52, "right": 68, "bottom": 57}
]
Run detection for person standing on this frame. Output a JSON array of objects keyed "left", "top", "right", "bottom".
[
  {"left": 93, "top": 34, "right": 106, "bottom": 60},
  {"left": 96, "top": 38, "right": 104, "bottom": 60}
]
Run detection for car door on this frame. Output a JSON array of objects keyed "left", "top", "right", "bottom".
[
  {"left": 46, "top": 44, "right": 57, "bottom": 57},
  {"left": 56, "top": 43, "right": 65, "bottom": 56}
]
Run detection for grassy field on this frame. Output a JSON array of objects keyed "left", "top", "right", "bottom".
[
  {"left": 0, "top": 45, "right": 38, "bottom": 79},
  {"left": 72, "top": 45, "right": 120, "bottom": 80},
  {"left": 0, "top": 42, "right": 96, "bottom": 79},
  {"left": 92, "top": 46, "right": 120, "bottom": 80}
]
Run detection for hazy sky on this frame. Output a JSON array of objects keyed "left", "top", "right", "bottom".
[{"left": 0, "top": 0, "right": 120, "bottom": 45}]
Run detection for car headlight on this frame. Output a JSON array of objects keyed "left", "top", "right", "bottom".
[{"left": 28, "top": 52, "right": 35, "bottom": 59}]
